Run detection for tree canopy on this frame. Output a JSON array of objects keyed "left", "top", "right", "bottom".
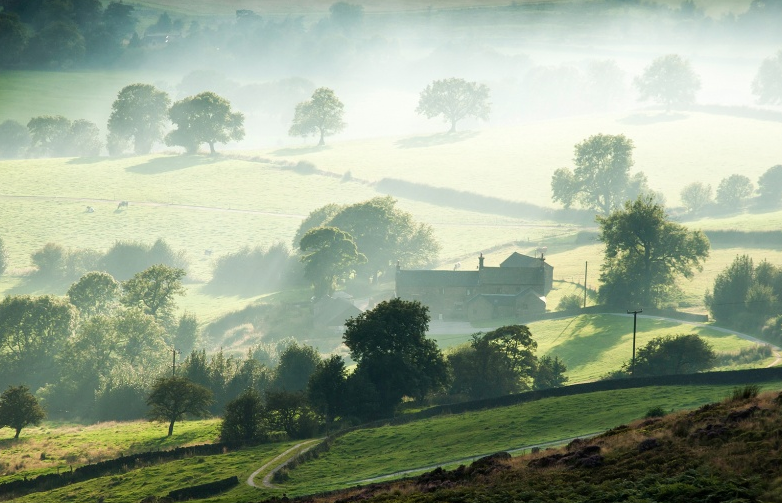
[
  {"left": 288, "top": 87, "right": 346, "bottom": 146},
  {"left": 165, "top": 91, "right": 245, "bottom": 154},
  {"left": 343, "top": 298, "right": 449, "bottom": 418},
  {"left": 680, "top": 182, "right": 712, "bottom": 214},
  {"left": 67, "top": 271, "right": 121, "bottom": 318},
  {"left": 551, "top": 133, "right": 648, "bottom": 215},
  {"left": 757, "top": 165, "right": 782, "bottom": 207},
  {"left": 146, "top": 376, "right": 213, "bottom": 436},
  {"left": 0, "top": 119, "right": 31, "bottom": 158},
  {"left": 415, "top": 77, "right": 491, "bottom": 133},
  {"left": 716, "top": 174, "right": 754, "bottom": 210},
  {"left": 752, "top": 50, "right": 782, "bottom": 105},
  {"left": 121, "top": 264, "right": 186, "bottom": 324},
  {"left": 628, "top": 334, "right": 716, "bottom": 376},
  {"left": 0, "top": 385, "right": 45, "bottom": 439},
  {"left": 597, "top": 196, "right": 710, "bottom": 308},
  {"left": 299, "top": 226, "right": 366, "bottom": 297},
  {"left": 107, "top": 83, "right": 171, "bottom": 155},
  {"left": 634, "top": 54, "right": 701, "bottom": 111}
]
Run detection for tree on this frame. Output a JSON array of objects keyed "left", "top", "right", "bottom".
[
  {"left": 0, "top": 385, "right": 45, "bottom": 439},
  {"left": 416, "top": 78, "right": 491, "bottom": 133},
  {"left": 551, "top": 134, "right": 643, "bottom": 215},
  {"left": 680, "top": 182, "right": 713, "bottom": 214},
  {"left": 292, "top": 203, "right": 345, "bottom": 248},
  {"left": 220, "top": 389, "right": 267, "bottom": 445},
  {"left": 307, "top": 355, "right": 346, "bottom": 424},
  {"left": 329, "top": 2, "right": 363, "bottom": 34},
  {"left": 27, "top": 115, "right": 71, "bottom": 157},
  {"left": 757, "top": 165, "right": 782, "bottom": 207},
  {"left": 24, "top": 20, "right": 85, "bottom": 68},
  {"left": 0, "top": 295, "right": 76, "bottom": 390},
  {"left": 634, "top": 54, "right": 701, "bottom": 111},
  {"left": 448, "top": 326, "right": 539, "bottom": 400},
  {"left": 299, "top": 227, "right": 366, "bottom": 297},
  {"left": 597, "top": 196, "right": 710, "bottom": 308},
  {"left": 66, "top": 119, "right": 102, "bottom": 157},
  {"left": 0, "top": 119, "right": 31, "bottom": 158},
  {"left": 752, "top": 50, "right": 782, "bottom": 105},
  {"left": 0, "top": 13, "right": 28, "bottom": 68},
  {"left": 628, "top": 334, "right": 715, "bottom": 376},
  {"left": 147, "top": 376, "right": 213, "bottom": 436},
  {"left": 533, "top": 355, "right": 568, "bottom": 390},
  {"left": 67, "top": 271, "right": 121, "bottom": 318},
  {"left": 705, "top": 255, "right": 754, "bottom": 323},
  {"left": 288, "top": 87, "right": 345, "bottom": 146},
  {"left": 264, "top": 390, "right": 317, "bottom": 439},
  {"left": 343, "top": 298, "right": 449, "bottom": 418},
  {"left": 716, "top": 174, "right": 754, "bottom": 211},
  {"left": 325, "top": 196, "right": 440, "bottom": 283},
  {"left": 107, "top": 84, "right": 171, "bottom": 155},
  {"left": 165, "top": 92, "right": 245, "bottom": 154},
  {"left": 121, "top": 264, "right": 186, "bottom": 323},
  {"left": 273, "top": 342, "right": 321, "bottom": 392}
]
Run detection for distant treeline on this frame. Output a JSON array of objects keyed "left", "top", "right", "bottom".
[
  {"left": 703, "top": 230, "right": 782, "bottom": 249},
  {"left": 374, "top": 178, "right": 595, "bottom": 225}
]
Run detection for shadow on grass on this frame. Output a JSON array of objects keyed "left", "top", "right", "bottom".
[
  {"left": 395, "top": 130, "right": 478, "bottom": 149},
  {"left": 126, "top": 155, "right": 220, "bottom": 174},
  {"left": 617, "top": 112, "right": 687, "bottom": 125},
  {"left": 271, "top": 145, "right": 329, "bottom": 156}
]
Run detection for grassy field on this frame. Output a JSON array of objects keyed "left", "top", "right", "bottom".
[
  {"left": 0, "top": 419, "right": 221, "bottom": 481},
  {"left": 7, "top": 379, "right": 781, "bottom": 502}
]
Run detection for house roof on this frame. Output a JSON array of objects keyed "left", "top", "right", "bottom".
[
  {"left": 478, "top": 267, "right": 543, "bottom": 285},
  {"left": 500, "top": 252, "right": 553, "bottom": 271},
  {"left": 396, "top": 270, "right": 479, "bottom": 288}
]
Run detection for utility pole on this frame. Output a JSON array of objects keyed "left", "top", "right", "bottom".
[
  {"left": 583, "top": 261, "right": 588, "bottom": 309},
  {"left": 172, "top": 348, "right": 181, "bottom": 376},
  {"left": 628, "top": 309, "right": 642, "bottom": 376}
]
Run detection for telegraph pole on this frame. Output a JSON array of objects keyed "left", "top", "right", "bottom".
[
  {"left": 628, "top": 309, "right": 643, "bottom": 376},
  {"left": 583, "top": 261, "right": 588, "bottom": 308}
]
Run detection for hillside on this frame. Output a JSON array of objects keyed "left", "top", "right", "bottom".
[{"left": 273, "top": 387, "right": 782, "bottom": 503}]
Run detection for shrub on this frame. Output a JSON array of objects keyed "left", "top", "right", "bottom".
[
  {"left": 557, "top": 294, "right": 583, "bottom": 312},
  {"left": 645, "top": 406, "right": 667, "bottom": 418},
  {"left": 728, "top": 385, "right": 760, "bottom": 402}
]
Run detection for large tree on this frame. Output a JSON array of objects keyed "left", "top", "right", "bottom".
[
  {"left": 307, "top": 354, "right": 346, "bottom": 424},
  {"left": 343, "top": 298, "right": 449, "bottom": 418},
  {"left": 107, "top": 83, "right": 171, "bottom": 155},
  {"left": 165, "top": 91, "right": 245, "bottom": 154},
  {"left": 634, "top": 54, "right": 701, "bottom": 111},
  {"left": 26, "top": 115, "right": 71, "bottom": 157},
  {"left": 0, "top": 295, "right": 76, "bottom": 390},
  {"left": 752, "top": 50, "right": 782, "bottom": 105},
  {"left": 299, "top": 226, "right": 366, "bottom": 297},
  {"left": 272, "top": 342, "right": 321, "bottom": 392},
  {"left": 551, "top": 133, "right": 647, "bottom": 215},
  {"left": 716, "top": 174, "right": 754, "bottom": 211},
  {"left": 220, "top": 389, "right": 267, "bottom": 445},
  {"left": 121, "top": 264, "right": 186, "bottom": 323},
  {"left": 67, "top": 271, "right": 121, "bottom": 318},
  {"left": 680, "top": 182, "right": 713, "bottom": 214},
  {"left": 416, "top": 77, "right": 491, "bottom": 133},
  {"left": 0, "top": 385, "right": 45, "bottom": 439},
  {"left": 289, "top": 87, "right": 346, "bottom": 146},
  {"left": 757, "top": 165, "right": 782, "bottom": 207},
  {"left": 597, "top": 195, "right": 710, "bottom": 308},
  {"left": 146, "top": 376, "right": 213, "bottom": 436},
  {"left": 324, "top": 196, "right": 440, "bottom": 283},
  {"left": 0, "top": 13, "right": 28, "bottom": 68}
]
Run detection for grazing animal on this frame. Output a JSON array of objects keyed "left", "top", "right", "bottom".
[
  {"left": 117, "top": 201, "right": 129, "bottom": 209},
  {"left": 86, "top": 206, "right": 95, "bottom": 213}
]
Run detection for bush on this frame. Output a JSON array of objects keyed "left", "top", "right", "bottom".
[
  {"left": 557, "top": 294, "right": 583, "bottom": 312},
  {"left": 208, "top": 243, "right": 299, "bottom": 295},
  {"left": 645, "top": 406, "right": 666, "bottom": 418},
  {"left": 728, "top": 385, "right": 760, "bottom": 402}
]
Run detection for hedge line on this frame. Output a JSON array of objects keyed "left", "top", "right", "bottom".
[
  {"left": 167, "top": 476, "right": 238, "bottom": 501},
  {"left": 0, "top": 443, "right": 228, "bottom": 500}
]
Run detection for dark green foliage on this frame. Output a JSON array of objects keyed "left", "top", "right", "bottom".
[
  {"left": 220, "top": 389, "right": 267, "bottom": 445},
  {"left": 706, "top": 255, "right": 782, "bottom": 328},
  {"left": 627, "top": 334, "right": 716, "bottom": 377},
  {"left": 94, "top": 383, "right": 147, "bottom": 421},
  {"left": 265, "top": 389, "right": 319, "bottom": 439},
  {"left": 67, "top": 271, "right": 121, "bottom": 318},
  {"left": 344, "top": 298, "right": 449, "bottom": 419},
  {"left": 300, "top": 227, "right": 366, "bottom": 297},
  {"left": 146, "top": 376, "right": 214, "bottom": 436},
  {"left": 598, "top": 196, "right": 709, "bottom": 308},
  {"left": 121, "top": 264, "right": 186, "bottom": 326},
  {"left": 167, "top": 476, "right": 238, "bottom": 500},
  {"left": 533, "top": 355, "right": 569, "bottom": 390},
  {"left": 273, "top": 342, "right": 321, "bottom": 392},
  {"left": 644, "top": 405, "right": 666, "bottom": 418},
  {"left": 557, "top": 294, "right": 583, "bottom": 312},
  {"left": 208, "top": 242, "right": 299, "bottom": 295},
  {"left": 100, "top": 238, "right": 187, "bottom": 281},
  {"left": 0, "top": 385, "right": 45, "bottom": 439},
  {"left": 307, "top": 355, "right": 347, "bottom": 423},
  {"left": 107, "top": 83, "right": 171, "bottom": 155}
]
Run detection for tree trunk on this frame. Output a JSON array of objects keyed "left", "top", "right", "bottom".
[
  {"left": 449, "top": 120, "right": 457, "bottom": 133},
  {"left": 14, "top": 428, "right": 20, "bottom": 439},
  {"left": 168, "top": 419, "right": 175, "bottom": 436},
  {"left": 209, "top": 141, "right": 216, "bottom": 154},
  {"left": 318, "top": 129, "right": 325, "bottom": 146}
]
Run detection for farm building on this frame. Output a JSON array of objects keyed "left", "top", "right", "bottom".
[{"left": 395, "top": 252, "right": 553, "bottom": 322}]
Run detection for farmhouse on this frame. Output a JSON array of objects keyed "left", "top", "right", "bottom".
[{"left": 396, "top": 252, "right": 553, "bottom": 322}]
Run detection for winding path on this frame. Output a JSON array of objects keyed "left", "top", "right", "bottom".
[{"left": 247, "top": 438, "right": 324, "bottom": 489}]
